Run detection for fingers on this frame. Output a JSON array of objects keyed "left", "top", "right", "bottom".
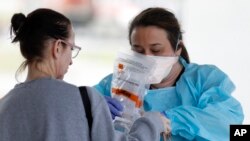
[
  {"left": 111, "top": 112, "right": 116, "bottom": 119},
  {"left": 161, "top": 132, "right": 171, "bottom": 141},
  {"left": 159, "top": 113, "right": 171, "bottom": 136},
  {"left": 110, "top": 99, "right": 123, "bottom": 111},
  {"left": 104, "top": 96, "right": 124, "bottom": 119},
  {"left": 105, "top": 96, "right": 123, "bottom": 111},
  {"left": 109, "top": 102, "right": 122, "bottom": 117},
  {"left": 165, "top": 124, "right": 171, "bottom": 134}
]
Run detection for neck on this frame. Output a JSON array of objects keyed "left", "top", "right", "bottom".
[
  {"left": 26, "top": 62, "right": 54, "bottom": 82},
  {"left": 151, "top": 62, "right": 183, "bottom": 89}
]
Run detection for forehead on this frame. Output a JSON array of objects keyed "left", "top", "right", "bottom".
[
  {"left": 131, "top": 26, "right": 168, "bottom": 41},
  {"left": 130, "top": 25, "right": 174, "bottom": 53}
]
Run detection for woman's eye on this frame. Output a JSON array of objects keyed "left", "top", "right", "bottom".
[
  {"left": 132, "top": 47, "right": 144, "bottom": 53},
  {"left": 151, "top": 50, "right": 160, "bottom": 53},
  {"left": 136, "top": 50, "right": 144, "bottom": 54}
]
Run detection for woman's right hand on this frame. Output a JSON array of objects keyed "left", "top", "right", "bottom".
[{"left": 159, "top": 113, "right": 171, "bottom": 140}]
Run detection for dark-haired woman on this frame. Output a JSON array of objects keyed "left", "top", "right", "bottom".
[{"left": 94, "top": 7, "right": 244, "bottom": 141}]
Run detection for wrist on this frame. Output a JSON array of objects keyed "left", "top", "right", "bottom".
[{"left": 161, "top": 111, "right": 170, "bottom": 119}]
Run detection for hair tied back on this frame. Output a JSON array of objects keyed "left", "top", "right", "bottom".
[{"left": 11, "top": 13, "right": 26, "bottom": 36}]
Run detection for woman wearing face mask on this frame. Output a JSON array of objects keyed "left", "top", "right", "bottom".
[
  {"left": 0, "top": 8, "right": 171, "bottom": 141},
  {"left": 94, "top": 7, "right": 244, "bottom": 141}
]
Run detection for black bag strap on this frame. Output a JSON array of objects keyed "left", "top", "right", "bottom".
[{"left": 79, "top": 86, "right": 92, "bottom": 139}]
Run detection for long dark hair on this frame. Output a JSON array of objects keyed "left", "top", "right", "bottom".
[{"left": 128, "top": 7, "right": 190, "bottom": 63}]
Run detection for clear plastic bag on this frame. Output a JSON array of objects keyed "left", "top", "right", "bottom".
[{"left": 111, "top": 50, "right": 155, "bottom": 133}]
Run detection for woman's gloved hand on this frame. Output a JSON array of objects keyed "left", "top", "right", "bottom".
[{"left": 104, "top": 96, "right": 123, "bottom": 119}]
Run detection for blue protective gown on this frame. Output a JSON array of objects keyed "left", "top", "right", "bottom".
[{"left": 94, "top": 58, "right": 244, "bottom": 141}]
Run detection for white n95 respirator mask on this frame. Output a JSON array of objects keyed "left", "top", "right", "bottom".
[{"left": 146, "top": 55, "right": 179, "bottom": 84}]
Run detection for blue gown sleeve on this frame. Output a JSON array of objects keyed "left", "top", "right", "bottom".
[
  {"left": 93, "top": 73, "right": 113, "bottom": 97},
  {"left": 164, "top": 65, "right": 244, "bottom": 141}
]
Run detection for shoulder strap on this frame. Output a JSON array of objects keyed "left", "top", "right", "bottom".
[{"left": 79, "top": 86, "right": 92, "bottom": 139}]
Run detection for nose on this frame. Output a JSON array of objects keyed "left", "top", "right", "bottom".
[{"left": 144, "top": 50, "right": 154, "bottom": 56}]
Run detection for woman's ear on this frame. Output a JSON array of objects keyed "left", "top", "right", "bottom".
[{"left": 52, "top": 40, "right": 62, "bottom": 59}]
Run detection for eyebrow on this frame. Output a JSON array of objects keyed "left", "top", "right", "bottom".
[
  {"left": 150, "top": 43, "right": 162, "bottom": 47},
  {"left": 132, "top": 44, "right": 140, "bottom": 48}
]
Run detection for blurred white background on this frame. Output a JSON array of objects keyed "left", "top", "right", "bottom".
[{"left": 0, "top": 0, "right": 249, "bottom": 124}]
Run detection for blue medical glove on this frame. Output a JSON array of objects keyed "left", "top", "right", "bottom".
[{"left": 104, "top": 96, "right": 123, "bottom": 119}]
